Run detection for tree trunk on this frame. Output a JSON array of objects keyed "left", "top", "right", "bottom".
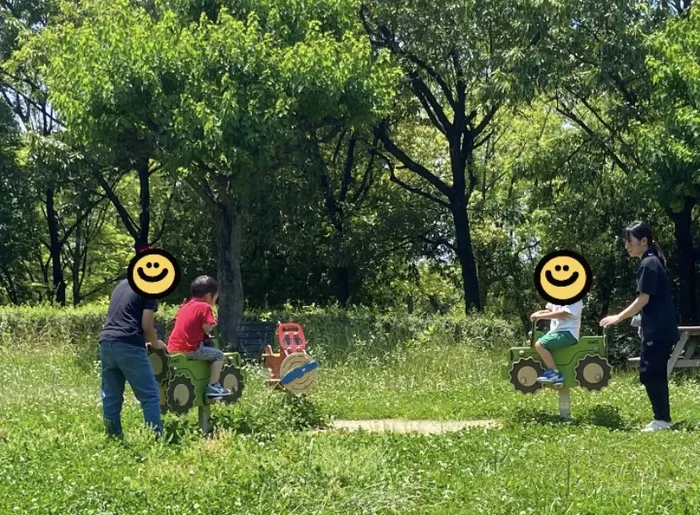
[
  {"left": 72, "top": 220, "right": 82, "bottom": 307},
  {"left": 0, "top": 270, "right": 19, "bottom": 304},
  {"left": 668, "top": 199, "right": 698, "bottom": 324},
  {"left": 406, "top": 295, "right": 414, "bottom": 314},
  {"left": 333, "top": 265, "right": 351, "bottom": 306},
  {"left": 46, "top": 188, "right": 66, "bottom": 306},
  {"left": 451, "top": 195, "right": 482, "bottom": 313},
  {"left": 136, "top": 157, "right": 150, "bottom": 249},
  {"left": 213, "top": 199, "right": 245, "bottom": 349},
  {"left": 330, "top": 232, "right": 351, "bottom": 306}
]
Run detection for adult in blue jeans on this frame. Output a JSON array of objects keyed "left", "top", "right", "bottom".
[{"left": 99, "top": 278, "right": 167, "bottom": 437}]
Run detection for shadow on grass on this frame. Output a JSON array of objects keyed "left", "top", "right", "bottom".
[
  {"left": 507, "top": 403, "right": 633, "bottom": 431},
  {"left": 158, "top": 395, "right": 329, "bottom": 445},
  {"left": 667, "top": 419, "right": 700, "bottom": 432}
]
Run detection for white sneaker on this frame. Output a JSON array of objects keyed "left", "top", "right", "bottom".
[{"left": 641, "top": 420, "right": 672, "bottom": 432}]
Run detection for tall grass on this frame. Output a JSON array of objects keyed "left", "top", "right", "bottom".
[{"left": 2, "top": 310, "right": 700, "bottom": 513}]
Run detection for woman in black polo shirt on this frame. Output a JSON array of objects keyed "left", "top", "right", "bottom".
[{"left": 600, "top": 221, "right": 680, "bottom": 432}]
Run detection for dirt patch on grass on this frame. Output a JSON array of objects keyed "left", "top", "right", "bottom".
[{"left": 328, "top": 419, "right": 501, "bottom": 434}]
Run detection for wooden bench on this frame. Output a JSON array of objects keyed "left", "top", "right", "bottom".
[
  {"left": 234, "top": 320, "right": 277, "bottom": 361},
  {"left": 628, "top": 326, "right": 700, "bottom": 376},
  {"left": 154, "top": 319, "right": 276, "bottom": 361}
]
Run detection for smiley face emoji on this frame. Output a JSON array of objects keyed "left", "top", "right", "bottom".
[
  {"left": 534, "top": 249, "right": 592, "bottom": 304},
  {"left": 127, "top": 248, "right": 181, "bottom": 299}
]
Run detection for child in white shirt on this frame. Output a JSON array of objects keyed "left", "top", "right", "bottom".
[{"left": 529, "top": 300, "right": 583, "bottom": 384}]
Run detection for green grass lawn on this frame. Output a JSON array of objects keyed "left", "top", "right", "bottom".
[{"left": 2, "top": 342, "right": 700, "bottom": 514}]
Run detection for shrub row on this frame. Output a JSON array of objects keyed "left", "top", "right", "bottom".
[{"left": 0, "top": 304, "right": 522, "bottom": 362}]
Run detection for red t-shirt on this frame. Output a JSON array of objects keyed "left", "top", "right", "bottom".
[{"left": 167, "top": 299, "right": 217, "bottom": 353}]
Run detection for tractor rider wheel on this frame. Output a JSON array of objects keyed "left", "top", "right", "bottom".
[
  {"left": 509, "top": 357, "right": 545, "bottom": 394},
  {"left": 219, "top": 365, "right": 245, "bottom": 404},
  {"left": 575, "top": 355, "right": 612, "bottom": 391},
  {"left": 165, "top": 374, "right": 196, "bottom": 415},
  {"left": 148, "top": 347, "right": 170, "bottom": 384}
]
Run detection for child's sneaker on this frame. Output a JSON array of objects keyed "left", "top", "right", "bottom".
[
  {"left": 537, "top": 368, "right": 564, "bottom": 384},
  {"left": 206, "top": 383, "right": 231, "bottom": 398}
]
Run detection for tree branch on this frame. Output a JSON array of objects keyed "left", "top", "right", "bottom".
[
  {"left": 339, "top": 134, "right": 357, "bottom": 203},
  {"left": 573, "top": 92, "right": 643, "bottom": 169},
  {"left": 58, "top": 197, "right": 105, "bottom": 247},
  {"left": 374, "top": 124, "right": 452, "bottom": 199},
  {"left": 81, "top": 273, "right": 128, "bottom": 299},
  {"left": 359, "top": 4, "right": 456, "bottom": 109},
  {"left": 408, "top": 71, "right": 452, "bottom": 134},
  {"left": 148, "top": 162, "right": 164, "bottom": 177},
  {"left": 94, "top": 172, "right": 140, "bottom": 239},
  {"left": 419, "top": 235, "right": 456, "bottom": 253},
  {"left": 349, "top": 138, "right": 378, "bottom": 206},
  {"left": 331, "top": 128, "right": 348, "bottom": 165},
  {"left": 472, "top": 105, "right": 499, "bottom": 139},
  {"left": 150, "top": 188, "right": 176, "bottom": 245},
  {"left": 374, "top": 150, "right": 451, "bottom": 209},
  {"left": 552, "top": 99, "right": 631, "bottom": 175}
]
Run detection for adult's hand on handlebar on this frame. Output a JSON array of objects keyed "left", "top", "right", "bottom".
[
  {"left": 599, "top": 315, "right": 621, "bottom": 328},
  {"left": 147, "top": 339, "right": 168, "bottom": 352}
]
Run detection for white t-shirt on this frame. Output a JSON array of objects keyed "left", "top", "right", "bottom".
[{"left": 545, "top": 300, "right": 583, "bottom": 340}]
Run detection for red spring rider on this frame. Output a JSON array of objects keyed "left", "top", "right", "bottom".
[{"left": 262, "top": 323, "right": 319, "bottom": 396}]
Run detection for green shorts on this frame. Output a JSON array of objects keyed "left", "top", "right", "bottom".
[{"left": 538, "top": 330, "right": 577, "bottom": 350}]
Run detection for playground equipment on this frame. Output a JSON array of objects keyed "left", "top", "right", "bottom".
[
  {"left": 262, "top": 323, "right": 319, "bottom": 396},
  {"left": 503, "top": 320, "right": 612, "bottom": 418},
  {"left": 147, "top": 333, "right": 245, "bottom": 435}
]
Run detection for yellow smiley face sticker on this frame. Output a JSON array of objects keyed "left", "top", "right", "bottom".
[
  {"left": 127, "top": 248, "right": 181, "bottom": 299},
  {"left": 534, "top": 250, "right": 592, "bottom": 304}
]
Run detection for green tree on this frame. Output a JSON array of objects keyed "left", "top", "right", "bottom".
[
  {"left": 29, "top": 0, "right": 395, "bottom": 342},
  {"left": 360, "top": 0, "right": 555, "bottom": 314},
  {"left": 0, "top": 98, "right": 38, "bottom": 303},
  {"left": 545, "top": 0, "right": 700, "bottom": 323}
]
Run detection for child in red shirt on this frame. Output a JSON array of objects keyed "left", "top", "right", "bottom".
[{"left": 167, "top": 275, "right": 231, "bottom": 398}]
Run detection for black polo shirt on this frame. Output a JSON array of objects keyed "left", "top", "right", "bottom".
[
  {"left": 637, "top": 250, "right": 679, "bottom": 343},
  {"left": 99, "top": 279, "right": 159, "bottom": 346}
]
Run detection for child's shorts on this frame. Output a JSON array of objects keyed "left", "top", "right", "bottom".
[
  {"left": 539, "top": 330, "right": 577, "bottom": 350},
  {"left": 184, "top": 343, "right": 224, "bottom": 362}
]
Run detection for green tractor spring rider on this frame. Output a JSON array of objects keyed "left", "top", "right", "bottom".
[
  {"left": 503, "top": 320, "right": 612, "bottom": 418},
  {"left": 147, "top": 326, "right": 245, "bottom": 435}
]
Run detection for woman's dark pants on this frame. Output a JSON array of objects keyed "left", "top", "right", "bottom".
[{"left": 639, "top": 339, "right": 674, "bottom": 423}]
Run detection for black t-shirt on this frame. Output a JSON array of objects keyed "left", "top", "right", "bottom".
[
  {"left": 637, "top": 251, "right": 680, "bottom": 343},
  {"left": 99, "top": 279, "right": 159, "bottom": 346}
]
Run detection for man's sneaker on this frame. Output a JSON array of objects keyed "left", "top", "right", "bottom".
[
  {"left": 537, "top": 368, "right": 564, "bottom": 384},
  {"left": 206, "top": 383, "right": 231, "bottom": 398},
  {"left": 641, "top": 420, "right": 673, "bottom": 432}
]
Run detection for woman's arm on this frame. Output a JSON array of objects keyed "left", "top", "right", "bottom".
[
  {"left": 600, "top": 293, "right": 650, "bottom": 327},
  {"left": 616, "top": 293, "right": 650, "bottom": 321}
]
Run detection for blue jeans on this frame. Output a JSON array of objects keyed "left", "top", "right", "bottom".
[{"left": 100, "top": 340, "right": 163, "bottom": 436}]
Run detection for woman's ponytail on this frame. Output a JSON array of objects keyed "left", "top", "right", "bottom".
[{"left": 651, "top": 241, "right": 667, "bottom": 267}]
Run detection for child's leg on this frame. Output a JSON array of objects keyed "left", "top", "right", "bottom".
[
  {"left": 535, "top": 341, "right": 556, "bottom": 370},
  {"left": 185, "top": 345, "right": 226, "bottom": 384},
  {"left": 536, "top": 331, "right": 577, "bottom": 380},
  {"left": 209, "top": 359, "right": 223, "bottom": 384}
]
